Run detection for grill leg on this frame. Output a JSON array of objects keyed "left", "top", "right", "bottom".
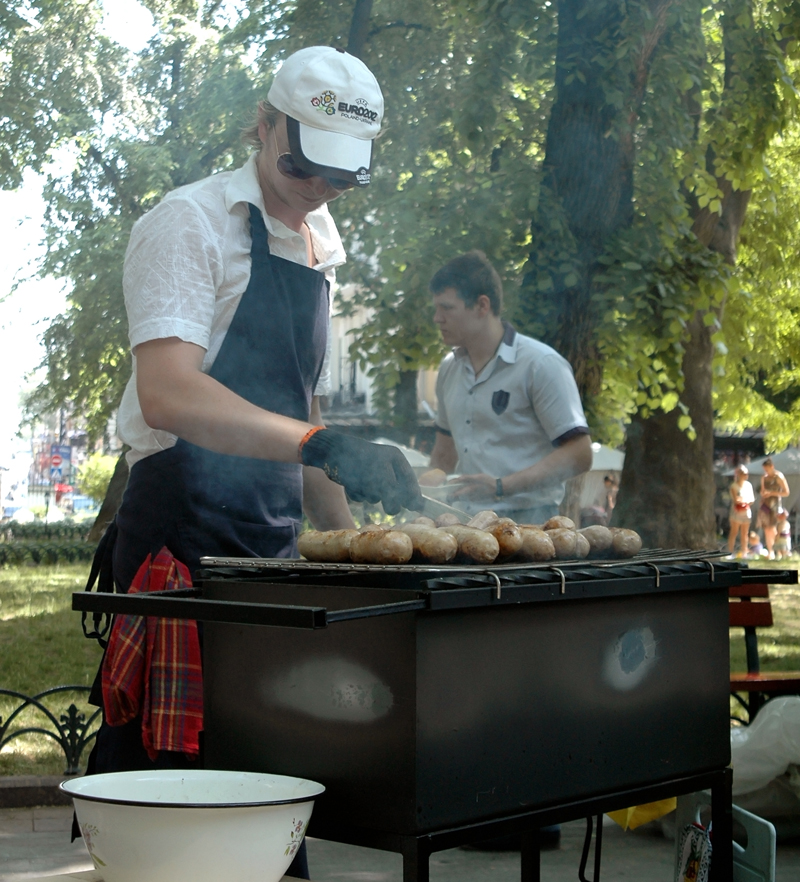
[
  {"left": 709, "top": 766, "right": 733, "bottom": 882},
  {"left": 520, "top": 829, "right": 541, "bottom": 882},
  {"left": 401, "top": 838, "right": 430, "bottom": 882}
]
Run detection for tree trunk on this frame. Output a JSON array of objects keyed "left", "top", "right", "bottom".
[
  {"left": 87, "top": 450, "right": 129, "bottom": 543},
  {"left": 612, "top": 314, "right": 716, "bottom": 548},
  {"left": 523, "top": 0, "right": 636, "bottom": 400},
  {"left": 393, "top": 369, "right": 420, "bottom": 443}
]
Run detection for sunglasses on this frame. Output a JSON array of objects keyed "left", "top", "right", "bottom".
[{"left": 272, "top": 127, "right": 354, "bottom": 191}]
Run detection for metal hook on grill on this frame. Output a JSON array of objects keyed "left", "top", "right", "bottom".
[
  {"left": 646, "top": 563, "right": 661, "bottom": 588},
  {"left": 703, "top": 560, "right": 716, "bottom": 582},
  {"left": 484, "top": 571, "right": 502, "bottom": 600},
  {"left": 550, "top": 567, "right": 566, "bottom": 595}
]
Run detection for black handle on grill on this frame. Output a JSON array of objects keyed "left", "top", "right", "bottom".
[
  {"left": 72, "top": 591, "right": 429, "bottom": 629},
  {"left": 740, "top": 568, "right": 799, "bottom": 585}
]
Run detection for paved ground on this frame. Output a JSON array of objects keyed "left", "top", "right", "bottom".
[{"left": 4, "top": 805, "right": 800, "bottom": 881}]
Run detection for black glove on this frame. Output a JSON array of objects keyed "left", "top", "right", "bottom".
[{"left": 300, "top": 429, "right": 425, "bottom": 515}]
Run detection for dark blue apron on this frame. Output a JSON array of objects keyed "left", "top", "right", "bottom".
[
  {"left": 112, "top": 203, "right": 328, "bottom": 593},
  {"left": 81, "top": 205, "right": 328, "bottom": 877}
]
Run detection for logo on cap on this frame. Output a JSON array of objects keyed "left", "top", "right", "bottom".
[
  {"left": 337, "top": 96, "right": 378, "bottom": 125},
  {"left": 356, "top": 167, "right": 371, "bottom": 185},
  {"left": 310, "top": 91, "right": 337, "bottom": 116}
]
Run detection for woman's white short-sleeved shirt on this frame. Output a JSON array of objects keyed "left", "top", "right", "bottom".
[{"left": 118, "top": 153, "right": 345, "bottom": 466}]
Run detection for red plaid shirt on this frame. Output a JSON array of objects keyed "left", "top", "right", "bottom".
[{"left": 101, "top": 547, "right": 203, "bottom": 761}]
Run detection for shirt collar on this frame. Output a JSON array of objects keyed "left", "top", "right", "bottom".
[
  {"left": 224, "top": 153, "right": 346, "bottom": 271},
  {"left": 497, "top": 321, "right": 518, "bottom": 363},
  {"left": 453, "top": 321, "right": 519, "bottom": 367}
]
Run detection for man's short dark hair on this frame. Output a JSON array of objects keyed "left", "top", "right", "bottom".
[{"left": 429, "top": 250, "right": 503, "bottom": 315}]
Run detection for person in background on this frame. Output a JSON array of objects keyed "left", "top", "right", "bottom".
[
  {"left": 428, "top": 250, "right": 591, "bottom": 851},
  {"left": 748, "top": 531, "right": 764, "bottom": 558},
  {"left": 79, "top": 47, "right": 422, "bottom": 880},
  {"left": 602, "top": 475, "right": 618, "bottom": 521},
  {"left": 727, "top": 465, "right": 755, "bottom": 558},
  {"left": 427, "top": 250, "right": 592, "bottom": 524},
  {"left": 758, "top": 458, "right": 790, "bottom": 559},
  {"left": 774, "top": 510, "right": 793, "bottom": 559}
]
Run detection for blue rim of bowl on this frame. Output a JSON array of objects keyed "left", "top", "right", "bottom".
[{"left": 59, "top": 779, "right": 325, "bottom": 809}]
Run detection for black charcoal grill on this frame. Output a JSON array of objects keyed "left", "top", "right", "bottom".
[{"left": 75, "top": 551, "right": 793, "bottom": 881}]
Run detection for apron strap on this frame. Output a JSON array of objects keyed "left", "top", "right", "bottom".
[{"left": 81, "top": 519, "right": 119, "bottom": 647}]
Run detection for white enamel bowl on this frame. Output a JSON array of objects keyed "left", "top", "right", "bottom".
[{"left": 61, "top": 769, "right": 325, "bottom": 882}]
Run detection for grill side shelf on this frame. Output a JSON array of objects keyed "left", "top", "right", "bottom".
[
  {"left": 72, "top": 591, "right": 430, "bottom": 628},
  {"left": 741, "top": 567, "right": 799, "bottom": 585}
]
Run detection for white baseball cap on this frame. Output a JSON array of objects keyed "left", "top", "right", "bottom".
[{"left": 267, "top": 46, "right": 384, "bottom": 187}]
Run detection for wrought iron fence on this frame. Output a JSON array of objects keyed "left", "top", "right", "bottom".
[{"left": 0, "top": 686, "right": 100, "bottom": 775}]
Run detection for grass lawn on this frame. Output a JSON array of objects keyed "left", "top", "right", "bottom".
[
  {"left": 0, "top": 562, "right": 102, "bottom": 776},
  {"left": 729, "top": 559, "right": 800, "bottom": 672},
  {"left": 1, "top": 557, "right": 799, "bottom": 776}
]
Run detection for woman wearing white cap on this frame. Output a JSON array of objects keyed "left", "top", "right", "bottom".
[{"left": 79, "top": 47, "right": 422, "bottom": 878}]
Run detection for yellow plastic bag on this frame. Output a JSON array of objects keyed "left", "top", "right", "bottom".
[{"left": 607, "top": 797, "right": 677, "bottom": 830}]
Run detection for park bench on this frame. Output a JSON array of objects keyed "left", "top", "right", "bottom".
[{"left": 730, "top": 572, "right": 800, "bottom": 722}]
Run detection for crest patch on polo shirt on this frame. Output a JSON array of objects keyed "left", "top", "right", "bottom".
[{"left": 492, "top": 390, "right": 510, "bottom": 415}]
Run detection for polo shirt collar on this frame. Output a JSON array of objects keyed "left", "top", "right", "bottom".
[
  {"left": 497, "top": 321, "right": 518, "bottom": 363},
  {"left": 452, "top": 321, "right": 519, "bottom": 380}
]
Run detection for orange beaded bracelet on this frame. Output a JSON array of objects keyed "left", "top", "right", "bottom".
[{"left": 298, "top": 425, "right": 326, "bottom": 457}]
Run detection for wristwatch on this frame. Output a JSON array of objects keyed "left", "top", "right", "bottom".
[{"left": 495, "top": 477, "right": 504, "bottom": 500}]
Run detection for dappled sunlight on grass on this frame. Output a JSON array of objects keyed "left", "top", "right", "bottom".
[
  {"left": 0, "top": 564, "right": 101, "bottom": 697},
  {"left": 0, "top": 735, "right": 76, "bottom": 777},
  {"left": 0, "top": 563, "right": 88, "bottom": 621}
]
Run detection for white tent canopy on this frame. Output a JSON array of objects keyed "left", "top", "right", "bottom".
[
  {"left": 579, "top": 443, "right": 625, "bottom": 510},
  {"left": 590, "top": 443, "right": 625, "bottom": 472}
]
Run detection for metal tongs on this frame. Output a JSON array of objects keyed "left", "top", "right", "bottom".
[{"left": 412, "top": 494, "right": 470, "bottom": 522}]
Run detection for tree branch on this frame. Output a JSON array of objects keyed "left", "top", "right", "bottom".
[
  {"left": 368, "top": 21, "right": 430, "bottom": 38},
  {"left": 86, "top": 145, "right": 141, "bottom": 217},
  {"left": 347, "top": 0, "right": 373, "bottom": 58}
]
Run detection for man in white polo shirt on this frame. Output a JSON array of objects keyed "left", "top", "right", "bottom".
[{"left": 428, "top": 250, "right": 592, "bottom": 524}]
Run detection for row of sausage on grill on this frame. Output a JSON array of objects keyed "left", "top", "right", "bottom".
[{"left": 298, "top": 511, "right": 642, "bottom": 566}]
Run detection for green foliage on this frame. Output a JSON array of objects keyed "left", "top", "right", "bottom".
[
  {"left": 5, "top": 0, "right": 800, "bottom": 454},
  {"left": 75, "top": 452, "right": 118, "bottom": 504},
  {"left": 718, "top": 121, "right": 800, "bottom": 450},
  {"left": 0, "top": 0, "right": 126, "bottom": 188},
  {"left": 519, "top": 0, "right": 800, "bottom": 449},
  {"left": 18, "top": 2, "right": 258, "bottom": 440},
  {"left": 0, "top": 540, "right": 97, "bottom": 566}
]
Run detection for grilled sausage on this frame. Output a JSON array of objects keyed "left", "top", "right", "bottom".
[
  {"left": 516, "top": 527, "right": 556, "bottom": 561},
  {"left": 418, "top": 468, "right": 448, "bottom": 487},
  {"left": 578, "top": 525, "right": 613, "bottom": 555},
  {"left": 547, "top": 527, "right": 578, "bottom": 559},
  {"left": 398, "top": 524, "right": 458, "bottom": 564},
  {"left": 441, "top": 525, "right": 500, "bottom": 563},
  {"left": 411, "top": 516, "right": 437, "bottom": 527},
  {"left": 611, "top": 528, "right": 642, "bottom": 558},
  {"left": 435, "top": 513, "right": 463, "bottom": 528},
  {"left": 298, "top": 529, "right": 359, "bottom": 562},
  {"left": 543, "top": 515, "right": 576, "bottom": 531},
  {"left": 349, "top": 530, "right": 414, "bottom": 564},
  {"left": 489, "top": 520, "right": 524, "bottom": 558},
  {"left": 575, "top": 532, "right": 591, "bottom": 559},
  {"left": 467, "top": 510, "right": 500, "bottom": 531}
]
